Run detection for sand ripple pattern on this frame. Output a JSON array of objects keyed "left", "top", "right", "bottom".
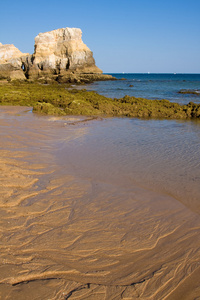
[{"left": 0, "top": 107, "right": 200, "bottom": 299}]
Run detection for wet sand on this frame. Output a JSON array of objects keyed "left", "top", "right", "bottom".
[{"left": 0, "top": 106, "right": 200, "bottom": 299}]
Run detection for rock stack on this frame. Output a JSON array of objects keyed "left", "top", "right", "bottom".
[{"left": 0, "top": 27, "right": 112, "bottom": 83}]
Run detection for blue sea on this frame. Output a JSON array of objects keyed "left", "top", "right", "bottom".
[{"left": 80, "top": 73, "right": 200, "bottom": 105}]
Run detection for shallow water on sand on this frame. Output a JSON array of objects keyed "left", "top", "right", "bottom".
[
  {"left": 57, "top": 116, "right": 200, "bottom": 215},
  {"left": 0, "top": 107, "right": 200, "bottom": 300}
]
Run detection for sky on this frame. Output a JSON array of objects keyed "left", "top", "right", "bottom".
[{"left": 0, "top": 0, "right": 200, "bottom": 73}]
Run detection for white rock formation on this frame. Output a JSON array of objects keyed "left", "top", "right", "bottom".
[
  {"left": 0, "top": 43, "right": 28, "bottom": 65},
  {"left": 0, "top": 43, "right": 29, "bottom": 80},
  {"left": 32, "top": 27, "right": 101, "bottom": 74},
  {"left": 0, "top": 27, "right": 103, "bottom": 81}
]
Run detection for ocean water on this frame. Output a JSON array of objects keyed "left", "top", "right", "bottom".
[{"left": 79, "top": 73, "right": 200, "bottom": 104}]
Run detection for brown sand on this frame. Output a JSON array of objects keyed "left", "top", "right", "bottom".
[{"left": 0, "top": 106, "right": 200, "bottom": 299}]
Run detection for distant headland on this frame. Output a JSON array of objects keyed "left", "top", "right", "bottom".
[{"left": 0, "top": 27, "right": 113, "bottom": 83}]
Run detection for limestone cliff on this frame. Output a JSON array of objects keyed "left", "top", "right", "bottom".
[
  {"left": 0, "top": 27, "right": 108, "bottom": 82},
  {"left": 33, "top": 28, "right": 101, "bottom": 73}
]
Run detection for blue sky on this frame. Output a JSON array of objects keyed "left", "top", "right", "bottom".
[{"left": 0, "top": 0, "right": 199, "bottom": 73}]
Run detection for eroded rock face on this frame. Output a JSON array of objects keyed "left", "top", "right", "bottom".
[
  {"left": 0, "top": 27, "right": 103, "bottom": 82},
  {"left": 33, "top": 28, "right": 101, "bottom": 72},
  {"left": 0, "top": 43, "right": 28, "bottom": 64},
  {"left": 0, "top": 43, "right": 29, "bottom": 80}
]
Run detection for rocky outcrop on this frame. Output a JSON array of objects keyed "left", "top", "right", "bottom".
[
  {"left": 0, "top": 43, "right": 27, "bottom": 62},
  {"left": 35, "top": 28, "right": 101, "bottom": 72},
  {"left": 0, "top": 27, "right": 111, "bottom": 83},
  {"left": 0, "top": 43, "right": 29, "bottom": 80}
]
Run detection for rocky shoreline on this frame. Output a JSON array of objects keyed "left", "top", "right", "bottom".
[{"left": 1, "top": 81, "right": 200, "bottom": 120}]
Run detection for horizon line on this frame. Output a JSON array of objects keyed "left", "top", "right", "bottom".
[{"left": 103, "top": 72, "right": 200, "bottom": 75}]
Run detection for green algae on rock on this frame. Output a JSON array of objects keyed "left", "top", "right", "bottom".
[
  {"left": 178, "top": 89, "right": 200, "bottom": 95},
  {"left": 0, "top": 82, "right": 200, "bottom": 120}
]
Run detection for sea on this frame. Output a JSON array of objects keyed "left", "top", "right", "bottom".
[
  {"left": 71, "top": 73, "right": 200, "bottom": 214},
  {"left": 79, "top": 73, "right": 200, "bottom": 104}
]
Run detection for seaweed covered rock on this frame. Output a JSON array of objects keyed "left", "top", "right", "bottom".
[
  {"left": 178, "top": 89, "right": 200, "bottom": 95},
  {"left": 1, "top": 82, "right": 200, "bottom": 120}
]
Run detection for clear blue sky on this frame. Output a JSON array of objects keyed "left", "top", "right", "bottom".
[{"left": 0, "top": 0, "right": 199, "bottom": 73}]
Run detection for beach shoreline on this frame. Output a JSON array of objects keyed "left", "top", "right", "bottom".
[{"left": 1, "top": 106, "right": 200, "bottom": 299}]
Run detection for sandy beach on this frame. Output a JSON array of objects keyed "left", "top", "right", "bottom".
[{"left": 0, "top": 106, "right": 200, "bottom": 300}]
